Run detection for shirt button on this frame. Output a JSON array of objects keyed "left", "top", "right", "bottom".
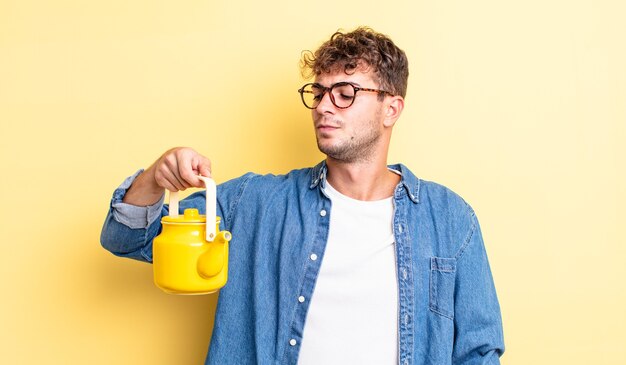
[
  {"left": 320, "top": 209, "right": 327, "bottom": 217},
  {"left": 298, "top": 296, "right": 305, "bottom": 303},
  {"left": 310, "top": 253, "right": 318, "bottom": 261},
  {"left": 289, "top": 339, "right": 297, "bottom": 346},
  {"left": 401, "top": 268, "right": 408, "bottom": 280},
  {"left": 398, "top": 225, "right": 403, "bottom": 233}
]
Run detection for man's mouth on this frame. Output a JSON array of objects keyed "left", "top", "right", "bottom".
[
  {"left": 317, "top": 124, "right": 339, "bottom": 131},
  {"left": 315, "top": 120, "right": 341, "bottom": 131}
]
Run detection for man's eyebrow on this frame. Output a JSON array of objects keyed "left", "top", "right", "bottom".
[
  {"left": 313, "top": 81, "right": 362, "bottom": 87},
  {"left": 339, "top": 81, "right": 362, "bottom": 87}
]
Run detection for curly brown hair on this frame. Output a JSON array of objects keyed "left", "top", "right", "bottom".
[{"left": 301, "top": 27, "right": 409, "bottom": 98}]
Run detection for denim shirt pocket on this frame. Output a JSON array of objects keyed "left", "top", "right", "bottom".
[{"left": 429, "top": 257, "right": 457, "bottom": 320}]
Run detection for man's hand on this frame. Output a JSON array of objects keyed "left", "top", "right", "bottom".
[{"left": 122, "top": 147, "right": 212, "bottom": 206}]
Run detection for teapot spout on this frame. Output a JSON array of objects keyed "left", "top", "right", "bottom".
[{"left": 197, "top": 230, "right": 231, "bottom": 278}]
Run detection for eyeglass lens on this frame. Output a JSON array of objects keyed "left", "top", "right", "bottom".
[{"left": 301, "top": 83, "right": 356, "bottom": 109}]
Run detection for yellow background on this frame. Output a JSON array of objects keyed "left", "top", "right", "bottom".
[{"left": 1, "top": 0, "right": 624, "bottom": 364}]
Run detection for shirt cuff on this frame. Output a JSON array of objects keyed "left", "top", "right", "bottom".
[{"left": 110, "top": 169, "right": 165, "bottom": 229}]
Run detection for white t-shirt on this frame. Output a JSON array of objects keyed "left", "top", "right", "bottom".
[{"left": 297, "top": 182, "right": 398, "bottom": 365}]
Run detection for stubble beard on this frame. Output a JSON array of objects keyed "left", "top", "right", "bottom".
[{"left": 316, "top": 118, "right": 382, "bottom": 164}]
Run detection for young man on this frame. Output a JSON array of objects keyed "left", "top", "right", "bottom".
[{"left": 101, "top": 27, "right": 505, "bottom": 365}]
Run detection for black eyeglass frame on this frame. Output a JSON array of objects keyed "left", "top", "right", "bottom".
[{"left": 297, "top": 82, "right": 394, "bottom": 109}]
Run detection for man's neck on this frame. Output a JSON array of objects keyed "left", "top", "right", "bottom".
[{"left": 325, "top": 158, "right": 400, "bottom": 201}]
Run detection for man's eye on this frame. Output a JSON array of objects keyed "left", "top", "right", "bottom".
[{"left": 339, "top": 93, "right": 355, "bottom": 100}]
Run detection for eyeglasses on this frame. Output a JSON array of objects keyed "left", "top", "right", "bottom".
[{"left": 297, "top": 82, "right": 393, "bottom": 109}]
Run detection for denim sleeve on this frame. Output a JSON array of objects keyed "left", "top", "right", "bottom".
[
  {"left": 100, "top": 170, "right": 165, "bottom": 263},
  {"left": 452, "top": 210, "right": 505, "bottom": 364},
  {"left": 100, "top": 170, "right": 255, "bottom": 263}
]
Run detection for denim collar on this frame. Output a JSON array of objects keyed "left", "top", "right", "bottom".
[{"left": 309, "top": 160, "right": 420, "bottom": 204}]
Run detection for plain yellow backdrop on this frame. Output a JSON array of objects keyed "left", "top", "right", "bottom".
[{"left": 1, "top": 0, "right": 624, "bottom": 364}]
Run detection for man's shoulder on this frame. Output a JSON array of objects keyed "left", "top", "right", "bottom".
[
  {"left": 420, "top": 179, "right": 468, "bottom": 205},
  {"left": 395, "top": 163, "right": 475, "bottom": 217},
  {"left": 401, "top": 169, "right": 481, "bottom": 256}
]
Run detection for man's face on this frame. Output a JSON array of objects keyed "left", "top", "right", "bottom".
[{"left": 312, "top": 69, "right": 387, "bottom": 163}]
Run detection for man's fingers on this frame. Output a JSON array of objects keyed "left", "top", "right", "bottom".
[
  {"left": 177, "top": 150, "right": 212, "bottom": 187},
  {"left": 196, "top": 155, "right": 212, "bottom": 178},
  {"left": 155, "top": 154, "right": 188, "bottom": 191},
  {"left": 179, "top": 165, "right": 202, "bottom": 188},
  {"left": 189, "top": 156, "right": 212, "bottom": 188},
  {"left": 153, "top": 147, "right": 212, "bottom": 191},
  {"left": 177, "top": 149, "right": 207, "bottom": 188},
  {"left": 155, "top": 167, "right": 185, "bottom": 192}
]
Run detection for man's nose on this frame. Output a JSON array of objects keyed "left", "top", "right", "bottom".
[{"left": 315, "top": 91, "right": 335, "bottom": 114}]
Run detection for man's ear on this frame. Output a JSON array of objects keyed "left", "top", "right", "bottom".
[{"left": 383, "top": 96, "right": 404, "bottom": 128}]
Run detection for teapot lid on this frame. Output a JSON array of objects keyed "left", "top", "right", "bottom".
[{"left": 161, "top": 208, "right": 220, "bottom": 224}]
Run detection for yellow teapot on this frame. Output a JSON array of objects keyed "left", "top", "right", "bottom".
[{"left": 153, "top": 176, "right": 231, "bottom": 295}]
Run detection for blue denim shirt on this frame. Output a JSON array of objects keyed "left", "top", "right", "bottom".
[{"left": 101, "top": 161, "right": 504, "bottom": 365}]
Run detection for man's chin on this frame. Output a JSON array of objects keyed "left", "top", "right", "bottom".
[
  {"left": 317, "top": 143, "right": 352, "bottom": 162},
  {"left": 316, "top": 142, "right": 336, "bottom": 157}
]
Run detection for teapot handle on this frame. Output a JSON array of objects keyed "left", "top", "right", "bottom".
[
  {"left": 167, "top": 176, "right": 217, "bottom": 242},
  {"left": 168, "top": 191, "right": 180, "bottom": 218},
  {"left": 198, "top": 176, "right": 217, "bottom": 242}
]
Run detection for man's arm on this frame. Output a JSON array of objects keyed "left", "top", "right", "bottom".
[
  {"left": 452, "top": 211, "right": 505, "bottom": 364},
  {"left": 100, "top": 147, "right": 213, "bottom": 261},
  {"left": 123, "top": 147, "right": 212, "bottom": 206}
]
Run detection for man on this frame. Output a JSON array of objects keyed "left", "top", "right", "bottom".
[{"left": 101, "top": 27, "right": 505, "bottom": 364}]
